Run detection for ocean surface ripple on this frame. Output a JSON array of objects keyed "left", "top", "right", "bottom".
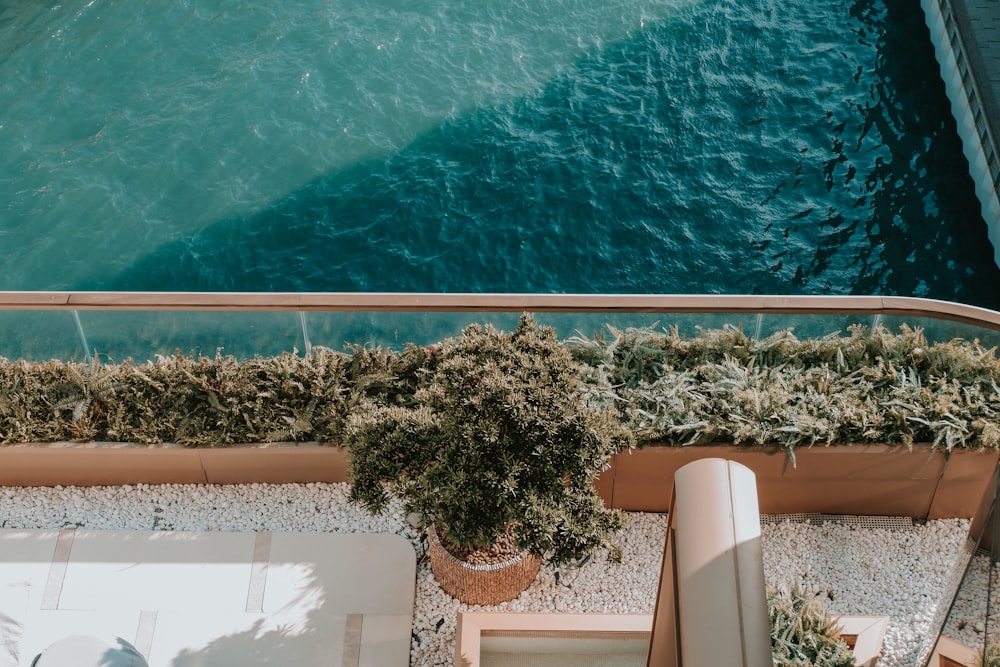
[{"left": 1, "top": 0, "right": 998, "bottom": 308}]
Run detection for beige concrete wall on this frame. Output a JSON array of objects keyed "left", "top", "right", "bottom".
[
  {"left": 602, "top": 444, "right": 998, "bottom": 533},
  {"left": 0, "top": 442, "right": 350, "bottom": 486}
]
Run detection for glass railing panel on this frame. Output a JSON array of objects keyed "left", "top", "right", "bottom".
[
  {"left": 0, "top": 311, "right": 86, "bottom": 362},
  {"left": 984, "top": 518, "right": 1000, "bottom": 662},
  {"left": 878, "top": 314, "right": 1000, "bottom": 348},
  {"left": 75, "top": 310, "right": 303, "bottom": 362},
  {"left": 534, "top": 312, "right": 751, "bottom": 341},
  {"left": 304, "top": 311, "right": 523, "bottom": 350},
  {"left": 1, "top": 296, "right": 999, "bottom": 362},
  {"left": 302, "top": 312, "right": 765, "bottom": 351},
  {"left": 753, "top": 313, "right": 875, "bottom": 340},
  {"left": 929, "top": 486, "right": 998, "bottom": 665}
]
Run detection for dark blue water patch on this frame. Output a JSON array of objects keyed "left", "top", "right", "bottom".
[{"left": 73, "top": 0, "right": 1000, "bottom": 308}]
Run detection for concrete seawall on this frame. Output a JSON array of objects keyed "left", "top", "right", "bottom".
[{"left": 922, "top": 0, "right": 1000, "bottom": 269}]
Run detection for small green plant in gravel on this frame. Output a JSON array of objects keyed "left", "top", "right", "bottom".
[
  {"left": 979, "top": 641, "right": 1000, "bottom": 667},
  {"left": 769, "top": 584, "right": 855, "bottom": 667}
]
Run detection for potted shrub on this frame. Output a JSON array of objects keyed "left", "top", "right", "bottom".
[{"left": 345, "top": 314, "right": 633, "bottom": 604}]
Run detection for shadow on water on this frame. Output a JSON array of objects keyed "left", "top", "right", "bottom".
[
  {"left": 83, "top": 0, "right": 1000, "bottom": 310},
  {"left": 805, "top": 0, "right": 999, "bottom": 305}
]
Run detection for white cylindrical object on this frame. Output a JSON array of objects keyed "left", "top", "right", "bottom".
[{"left": 649, "top": 458, "right": 772, "bottom": 667}]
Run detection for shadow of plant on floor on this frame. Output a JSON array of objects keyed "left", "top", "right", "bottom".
[
  {"left": 169, "top": 610, "right": 335, "bottom": 667},
  {"left": 167, "top": 533, "right": 415, "bottom": 667}
]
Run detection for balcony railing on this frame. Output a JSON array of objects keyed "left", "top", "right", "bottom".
[{"left": 1, "top": 292, "right": 999, "bottom": 362}]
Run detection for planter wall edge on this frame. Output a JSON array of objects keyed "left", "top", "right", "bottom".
[
  {"left": 0, "top": 442, "right": 351, "bottom": 486},
  {"left": 1, "top": 442, "right": 995, "bottom": 537},
  {"left": 604, "top": 444, "right": 999, "bottom": 532}
]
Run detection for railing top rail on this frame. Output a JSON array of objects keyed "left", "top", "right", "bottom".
[{"left": 0, "top": 292, "right": 999, "bottom": 331}]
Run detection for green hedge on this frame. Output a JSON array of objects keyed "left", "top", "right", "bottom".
[
  {"left": 0, "top": 344, "right": 433, "bottom": 446},
  {"left": 0, "top": 322, "right": 997, "bottom": 452},
  {"left": 570, "top": 323, "right": 1000, "bottom": 458}
]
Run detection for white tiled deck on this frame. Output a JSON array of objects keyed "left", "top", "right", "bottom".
[{"left": 0, "top": 529, "right": 416, "bottom": 667}]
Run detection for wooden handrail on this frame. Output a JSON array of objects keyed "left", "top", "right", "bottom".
[{"left": 0, "top": 292, "right": 997, "bottom": 331}]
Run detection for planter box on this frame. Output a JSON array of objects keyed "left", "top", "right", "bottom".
[
  {"left": 835, "top": 615, "right": 891, "bottom": 667},
  {"left": 0, "top": 442, "right": 350, "bottom": 486},
  {"left": 0, "top": 442, "right": 996, "bottom": 539},
  {"left": 455, "top": 612, "right": 653, "bottom": 667},
  {"left": 927, "top": 636, "right": 978, "bottom": 666},
  {"left": 599, "top": 444, "right": 999, "bottom": 537},
  {"left": 454, "top": 612, "right": 888, "bottom": 667}
]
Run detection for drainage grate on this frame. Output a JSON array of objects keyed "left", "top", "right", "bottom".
[
  {"left": 823, "top": 515, "right": 916, "bottom": 531},
  {"left": 760, "top": 513, "right": 822, "bottom": 525},
  {"left": 761, "top": 514, "right": 915, "bottom": 530}
]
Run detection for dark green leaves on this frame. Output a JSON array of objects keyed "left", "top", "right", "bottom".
[{"left": 344, "top": 313, "right": 632, "bottom": 565}]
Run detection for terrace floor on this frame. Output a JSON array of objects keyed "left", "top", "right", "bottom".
[{"left": 0, "top": 529, "right": 416, "bottom": 667}]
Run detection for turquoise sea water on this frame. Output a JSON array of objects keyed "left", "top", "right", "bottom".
[{"left": 2, "top": 0, "right": 999, "bottom": 308}]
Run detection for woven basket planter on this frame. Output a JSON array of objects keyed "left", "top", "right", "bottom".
[{"left": 428, "top": 526, "right": 541, "bottom": 605}]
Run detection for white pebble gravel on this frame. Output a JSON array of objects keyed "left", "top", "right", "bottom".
[{"left": 0, "top": 484, "right": 974, "bottom": 666}]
